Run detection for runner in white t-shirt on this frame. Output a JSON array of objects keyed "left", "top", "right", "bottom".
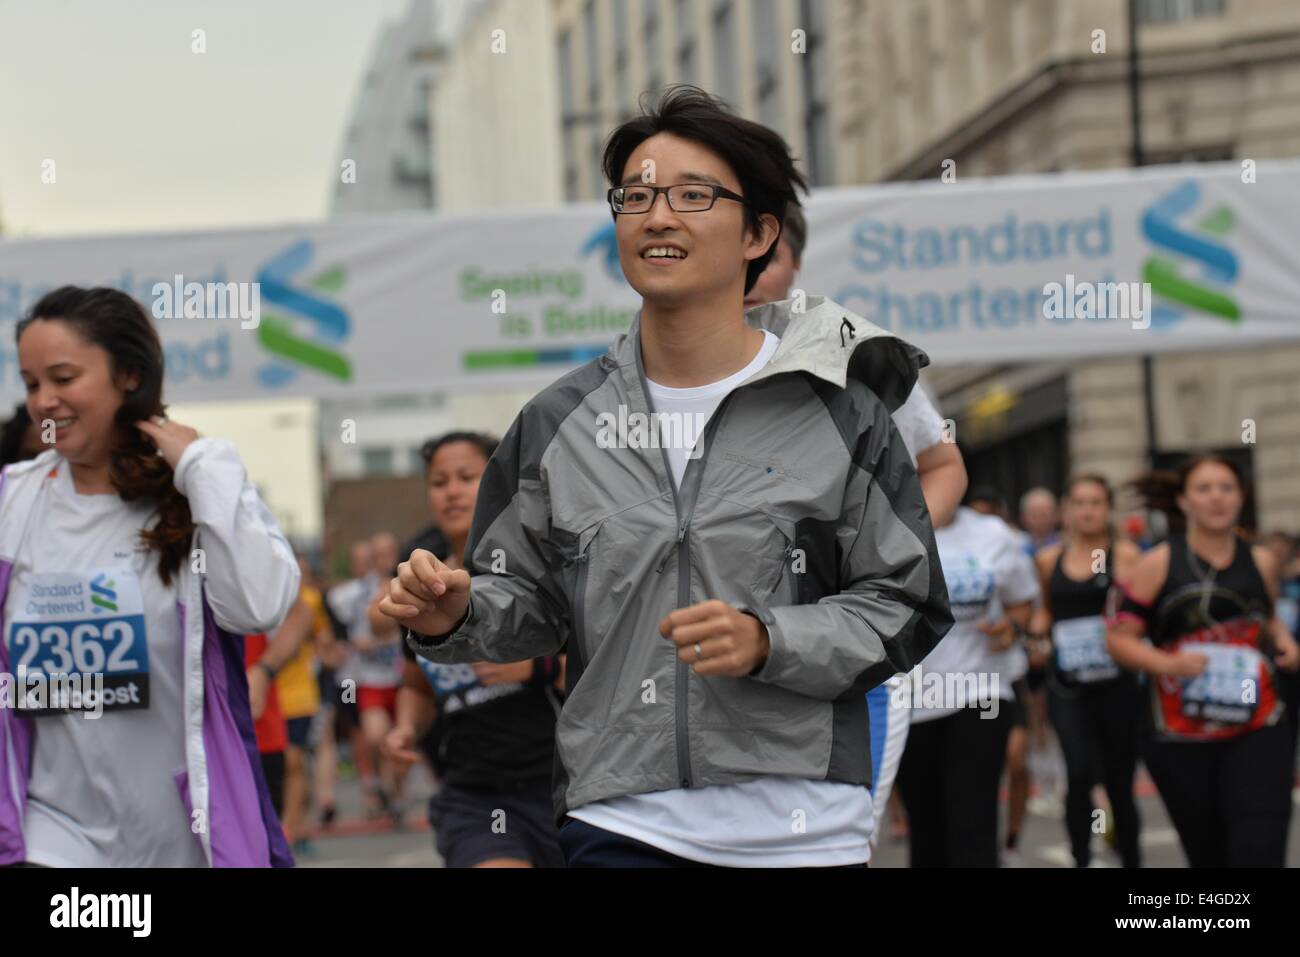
[
  {"left": 894, "top": 506, "right": 1039, "bottom": 867},
  {"left": 326, "top": 535, "right": 406, "bottom": 824}
]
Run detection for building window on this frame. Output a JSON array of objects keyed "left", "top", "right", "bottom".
[
  {"left": 676, "top": 0, "right": 696, "bottom": 84},
  {"left": 645, "top": 3, "right": 663, "bottom": 95},
  {"left": 584, "top": 0, "right": 599, "bottom": 105},
  {"left": 799, "top": 0, "right": 833, "bottom": 184},
  {"left": 392, "top": 149, "right": 431, "bottom": 185},
  {"left": 362, "top": 447, "right": 394, "bottom": 477},
  {"left": 1137, "top": 0, "right": 1226, "bottom": 23},
  {"left": 613, "top": 0, "right": 629, "bottom": 113},
  {"left": 591, "top": 139, "right": 606, "bottom": 201},
  {"left": 754, "top": 0, "right": 780, "bottom": 130},
  {"left": 557, "top": 30, "right": 575, "bottom": 116},
  {"left": 1145, "top": 144, "right": 1235, "bottom": 164},
  {"left": 712, "top": 0, "right": 737, "bottom": 105},
  {"left": 557, "top": 29, "right": 581, "bottom": 202},
  {"left": 410, "top": 447, "right": 429, "bottom": 476},
  {"left": 911, "top": 6, "right": 931, "bottom": 119}
]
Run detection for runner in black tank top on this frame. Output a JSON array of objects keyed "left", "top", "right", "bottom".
[
  {"left": 1047, "top": 542, "right": 1125, "bottom": 687},
  {"left": 1149, "top": 534, "right": 1279, "bottom": 732},
  {"left": 1106, "top": 456, "right": 1300, "bottom": 867},
  {"left": 1033, "top": 476, "right": 1142, "bottom": 867},
  {"left": 376, "top": 434, "right": 566, "bottom": 868}
]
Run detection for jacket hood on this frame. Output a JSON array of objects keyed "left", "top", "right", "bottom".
[{"left": 611, "top": 295, "right": 928, "bottom": 413}]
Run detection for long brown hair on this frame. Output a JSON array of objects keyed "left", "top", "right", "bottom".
[{"left": 17, "top": 287, "right": 194, "bottom": 585}]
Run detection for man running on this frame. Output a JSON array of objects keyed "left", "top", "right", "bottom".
[{"left": 383, "top": 86, "right": 951, "bottom": 868}]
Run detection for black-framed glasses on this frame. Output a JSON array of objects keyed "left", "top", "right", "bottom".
[{"left": 607, "top": 183, "right": 747, "bottom": 215}]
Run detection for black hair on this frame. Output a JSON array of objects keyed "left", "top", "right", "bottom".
[
  {"left": 966, "top": 485, "right": 1006, "bottom": 510},
  {"left": 602, "top": 85, "right": 808, "bottom": 294},
  {"left": 1065, "top": 473, "right": 1114, "bottom": 506},
  {"left": 0, "top": 403, "right": 35, "bottom": 467},
  {"left": 17, "top": 286, "right": 194, "bottom": 585},
  {"left": 781, "top": 201, "right": 808, "bottom": 264},
  {"left": 420, "top": 431, "right": 499, "bottom": 470}
]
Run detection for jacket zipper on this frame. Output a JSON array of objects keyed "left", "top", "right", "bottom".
[
  {"left": 764, "top": 542, "right": 795, "bottom": 600},
  {"left": 573, "top": 552, "right": 591, "bottom": 661},
  {"left": 655, "top": 522, "right": 687, "bottom": 574},
  {"left": 674, "top": 523, "right": 693, "bottom": 787},
  {"left": 638, "top": 342, "right": 773, "bottom": 790},
  {"left": 654, "top": 394, "right": 739, "bottom": 790}
]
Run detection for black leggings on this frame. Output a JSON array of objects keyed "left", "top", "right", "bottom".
[
  {"left": 897, "top": 705, "right": 1012, "bottom": 867},
  {"left": 1046, "top": 677, "right": 1143, "bottom": 868},
  {"left": 1142, "top": 719, "right": 1293, "bottom": 867}
]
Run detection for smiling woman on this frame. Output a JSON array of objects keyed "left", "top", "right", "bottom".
[
  {"left": 2, "top": 285, "right": 300, "bottom": 868},
  {"left": 16, "top": 287, "right": 195, "bottom": 571}
]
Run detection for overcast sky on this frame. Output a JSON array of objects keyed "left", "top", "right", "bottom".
[{"left": 0, "top": 0, "right": 420, "bottom": 238}]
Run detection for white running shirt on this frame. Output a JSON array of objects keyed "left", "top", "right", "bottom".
[
  {"left": 892, "top": 381, "right": 946, "bottom": 464},
  {"left": 906, "top": 508, "right": 1040, "bottom": 724},
  {"left": 327, "top": 574, "right": 401, "bottom": 689},
  {"left": 6, "top": 463, "right": 207, "bottom": 867}
]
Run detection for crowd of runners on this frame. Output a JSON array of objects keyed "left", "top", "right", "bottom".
[{"left": 2, "top": 86, "right": 1298, "bottom": 869}]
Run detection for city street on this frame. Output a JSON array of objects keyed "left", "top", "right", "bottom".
[{"left": 301, "top": 757, "right": 1300, "bottom": 868}]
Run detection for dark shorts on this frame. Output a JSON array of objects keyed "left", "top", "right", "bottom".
[
  {"left": 1026, "top": 663, "right": 1047, "bottom": 692},
  {"left": 286, "top": 716, "right": 313, "bottom": 749},
  {"left": 317, "top": 667, "right": 335, "bottom": 707},
  {"left": 428, "top": 783, "right": 565, "bottom": 868},
  {"left": 335, "top": 697, "right": 360, "bottom": 738},
  {"left": 1009, "top": 677, "right": 1030, "bottom": 729},
  {"left": 260, "top": 750, "right": 286, "bottom": 817}
]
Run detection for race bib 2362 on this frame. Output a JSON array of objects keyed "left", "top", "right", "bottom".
[{"left": 5, "top": 571, "right": 151, "bottom": 716}]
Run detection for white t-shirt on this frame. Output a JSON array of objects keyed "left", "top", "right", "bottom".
[
  {"left": 570, "top": 330, "right": 874, "bottom": 867},
  {"left": 327, "top": 574, "right": 401, "bottom": 689},
  {"left": 892, "top": 381, "right": 946, "bottom": 464},
  {"left": 5, "top": 464, "right": 207, "bottom": 867},
  {"left": 906, "top": 508, "right": 1040, "bottom": 724}
]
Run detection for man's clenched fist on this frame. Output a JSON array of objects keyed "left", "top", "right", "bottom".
[
  {"left": 379, "top": 548, "right": 472, "bottom": 638},
  {"left": 660, "top": 599, "right": 770, "bottom": 678}
]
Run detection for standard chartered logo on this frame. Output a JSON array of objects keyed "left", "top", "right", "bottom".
[
  {"left": 1140, "top": 180, "right": 1240, "bottom": 328},
  {"left": 255, "top": 239, "right": 353, "bottom": 387},
  {"left": 89, "top": 573, "right": 117, "bottom": 613}
]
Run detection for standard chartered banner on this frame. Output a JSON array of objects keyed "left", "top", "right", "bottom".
[
  {"left": 803, "top": 159, "right": 1300, "bottom": 364},
  {"left": 1, "top": 159, "right": 1298, "bottom": 404}
]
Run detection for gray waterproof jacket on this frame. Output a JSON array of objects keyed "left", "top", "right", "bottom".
[{"left": 409, "top": 296, "right": 953, "bottom": 821}]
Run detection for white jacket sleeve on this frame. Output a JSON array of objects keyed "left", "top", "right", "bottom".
[{"left": 173, "top": 437, "right": 300, "bottom": 634}]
